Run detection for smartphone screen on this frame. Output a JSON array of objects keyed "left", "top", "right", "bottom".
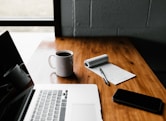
[{"left": 113, "top": 89, "right": 164, "bottom": 114}]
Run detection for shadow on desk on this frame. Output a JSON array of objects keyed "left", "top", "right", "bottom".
[{"left": 132, "top": 38, "right": 166, "bottom": 88}]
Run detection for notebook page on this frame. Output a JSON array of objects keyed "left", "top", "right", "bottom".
[{"left": 84, "top": 54, "right": 136, "bottom": 85}]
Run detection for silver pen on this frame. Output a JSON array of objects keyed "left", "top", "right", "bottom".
[{"left": 99, "top": 68, "right": 110, "bottom": 86}]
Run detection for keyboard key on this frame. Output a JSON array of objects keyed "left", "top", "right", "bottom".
[{"left": 30, "top": 90, "right": 68, "bottom": 121}]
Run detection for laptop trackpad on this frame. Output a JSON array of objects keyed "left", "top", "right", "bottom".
[{"left": 71, "top": 104, "right": 97, "bottom": 121}]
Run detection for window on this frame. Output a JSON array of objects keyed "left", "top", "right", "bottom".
[{"left": 0, "top": 0, "right": 54, "bottom": 32}]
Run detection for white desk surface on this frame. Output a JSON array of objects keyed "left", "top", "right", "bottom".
[{"left": 10, "top": 32, "right": 55, "bottom": 84}]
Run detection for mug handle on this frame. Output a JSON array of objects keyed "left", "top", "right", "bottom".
[{"left": 48, "top": 55, "right": 56, "bottom": 69}]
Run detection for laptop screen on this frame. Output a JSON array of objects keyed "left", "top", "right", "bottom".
[
  {"left": 0, "top": 31, "right": 23, "bottom": 77},
  {"left": 0, "top": 31, "right": 34, "bottom": 121}
]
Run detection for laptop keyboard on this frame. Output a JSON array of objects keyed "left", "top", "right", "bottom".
[{"left": 31, "top": 90, "right": 68, "bottom": 121}]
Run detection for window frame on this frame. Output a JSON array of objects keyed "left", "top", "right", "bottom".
[
  {"left": 0, "top": 19, "right": 54, "bottom": 26},
  {"left": 0, "top": 1, "right": 56, "bottom": 28}
]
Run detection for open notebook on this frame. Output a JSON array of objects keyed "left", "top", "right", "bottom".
[
  {"left": 84, "top": 54, "right": 136, "bottom": 85},
  {"left": 0, "top": 31, "right": 103, "bottom": 121}
]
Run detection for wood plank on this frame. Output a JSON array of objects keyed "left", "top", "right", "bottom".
[{"left": 28, "top": 37, "right": 166, "bottom": 121}]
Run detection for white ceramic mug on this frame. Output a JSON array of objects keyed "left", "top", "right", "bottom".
[{"left": 48, "top": 50, "right": 73, "bottom": 77}]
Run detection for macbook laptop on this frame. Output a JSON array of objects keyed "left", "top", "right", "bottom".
[{"left": 0, "top": 31, "right": 102, "bottom": 121}]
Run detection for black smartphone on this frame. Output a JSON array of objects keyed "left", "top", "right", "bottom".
[{"left": 113, "top": 89, "right": 164, "bottom": 114}]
